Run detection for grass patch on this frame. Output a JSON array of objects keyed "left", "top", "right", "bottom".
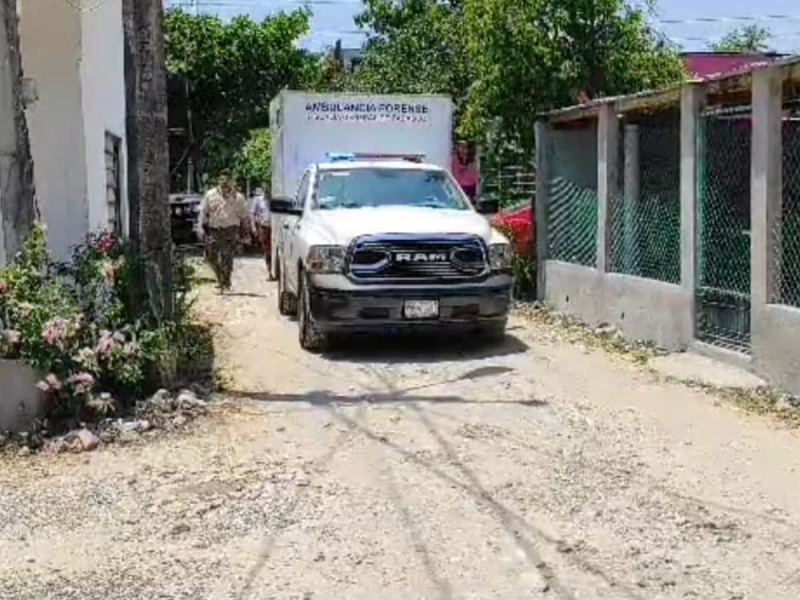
[
  {"left": 512, "top": 302, "right": 661, "bottom": 364},
  {"left": 657, "top": 374, "right": 800, "bottom": 427}
]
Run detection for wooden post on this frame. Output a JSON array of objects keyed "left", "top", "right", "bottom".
[
  {"left": 122, "top": 0, "right": 173, "bottom": 320},
  {"left": 0, "top": 0, "right": 36, "bottom": 264}
]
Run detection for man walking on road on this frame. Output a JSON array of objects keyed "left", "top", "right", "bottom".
[
  {"left": 251, "top": 187, "right": 271, "bottom": 271},
  {"left": 199, "top": 172, "right": 251, "bottom": 292}
]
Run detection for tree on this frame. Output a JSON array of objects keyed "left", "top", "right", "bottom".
[
  {"left": 233, "top": 128, "right": 271, "bottom": 193},
  {"left": 165, "top": 9, "right": 317, "bottom": 183},
  {"left": 123, "top": 0, "right": 173, "bottom": 321},
  {"left": 462, "top": 0, "right": 686, "bottom": 149},
  {"left": 712, "top": 25, "right": 771, "bottom": 54},
  {"left": 0, "top": 0, "right": 36, "bottom": 262},
  {"left": 352, "top": 0, "right": 475, "bottom": 132}
]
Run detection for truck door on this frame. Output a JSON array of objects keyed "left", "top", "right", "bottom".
[{"left": 285, "top": 169, "right": 310, "bottom": 294}]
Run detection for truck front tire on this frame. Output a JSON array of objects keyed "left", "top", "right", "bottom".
[{"left": 298, "top": 274, "right": 329, "bottom": 353}]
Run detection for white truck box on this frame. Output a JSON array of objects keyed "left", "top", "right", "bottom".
[{"left": 269, "top": 91, "right": 454, "bottom": 199}]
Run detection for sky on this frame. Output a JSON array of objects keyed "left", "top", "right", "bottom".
[{"left": 164, "top": 0, "right": 800, "bottom": 54}]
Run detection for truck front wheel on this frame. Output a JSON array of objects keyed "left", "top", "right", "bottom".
[{"left": 298, "top": 274, "right": 329, "bottom": 353}]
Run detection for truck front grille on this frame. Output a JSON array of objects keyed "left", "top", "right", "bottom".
[{"left": 348, "top": 234, "right": 488, "bottom": 283}]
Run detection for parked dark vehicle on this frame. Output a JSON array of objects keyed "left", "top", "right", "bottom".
[{"left": 169, "top": 193, "right": 203, "bottom": 245}]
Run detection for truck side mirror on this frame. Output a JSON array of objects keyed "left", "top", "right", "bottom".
[
  {"left": 270, "top": 197, "right": 302, "bottom": 216},
  {"left": 475, "top": 198, "right": 498, "bottom": 215}
]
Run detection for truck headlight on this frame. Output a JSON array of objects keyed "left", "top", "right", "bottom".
[
  {"left": 307, "top": 245, "right": 347, "bottom": 274},
  {"left": 488, "top": 243, "right": 513, "bottom": 272}
]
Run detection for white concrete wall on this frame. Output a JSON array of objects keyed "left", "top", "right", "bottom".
[
  {"left": 18, "top": 0, "right": 89, "bottom": 260},
  {"left": 544, "top": 260, "right": 693, "bottom": 351},
  {"left": 80, "top": 0, "right": 128, "bottom": 236}
]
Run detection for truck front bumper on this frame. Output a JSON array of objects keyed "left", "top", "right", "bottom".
[{"left": 307, "top": 279, "right": 512, "bottom": 334}]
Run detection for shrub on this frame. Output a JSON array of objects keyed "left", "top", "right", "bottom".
[{"left": 0, "top": 224, "right": 192, "bottom": 425}]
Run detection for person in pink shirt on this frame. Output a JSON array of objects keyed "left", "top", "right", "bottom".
[{"left": 452, "top": 140, "right": 478, "bottom": 203}]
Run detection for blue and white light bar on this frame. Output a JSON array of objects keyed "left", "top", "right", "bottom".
[
  {"left": 324, "top": 152, "right": 426, "bottom": 163},
  {"left": 325, "top": 152, "right": 357, "bottom": 162}
]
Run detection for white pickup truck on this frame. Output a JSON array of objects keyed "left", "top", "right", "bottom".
[{"left": 271, "top": 153, "right": 513, "bottom": 351}]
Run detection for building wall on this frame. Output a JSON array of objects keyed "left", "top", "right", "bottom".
[
  {"left": 537, "top": 64, "right": 800, "bottom": 397},
  {"left": 18, "top": 0, "right": 89, "bottom": 260},
  {"left": 80, "top": 0, "right": 128, "bottom": 236},
  {"left": 544, "top": 261, "right": 692, "bottom": 351}
]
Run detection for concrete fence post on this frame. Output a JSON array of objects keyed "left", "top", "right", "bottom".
[
  {"left": 680, "top": 83, "right": 705, "bottom": 340},
  {"left": 534, "top": 120, "right": 551, "bottom": 300},
  {"left": 597, "top": 104, "right": 619, "bottom": 273},
  {"left": 751, "top": 66, "right": 783, "bottom": 320},
  {"left": 622, "top": 124, "right": 640, "bottom": 274}
]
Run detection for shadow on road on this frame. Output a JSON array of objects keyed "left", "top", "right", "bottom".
[
  {"left": 323, "top": 332, "right": 529, "bottom": 364},
  {"left": 230, "top": 381, "right": 646, "bottom": 600},
  {"left": 224, "top": 388, "right": 547, "bottom": 409}
]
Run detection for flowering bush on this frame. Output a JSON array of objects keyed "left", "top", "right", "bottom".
[{"left": 0, "top": 225, "right": 182, "bottom": 424}]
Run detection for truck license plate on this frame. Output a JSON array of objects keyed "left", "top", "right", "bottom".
[{"left": 403, "top": 300, "right": 439, "bottom": 319}]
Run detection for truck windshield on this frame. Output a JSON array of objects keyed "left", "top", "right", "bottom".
[{"left": 314, "top": 168, "right": 470, "bottom": 211}]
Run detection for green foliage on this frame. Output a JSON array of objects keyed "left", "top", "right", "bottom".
[
  {"left": 233, "top": 128, "right": 272, "bottom": 192},
  {"left": 0, "top": 225, "right": 197, "bottom": 425},
  {"left": 345, "top": 1, "right": 685, "bottom": 151},
  {"left": 462, "top": 0, "right": 686, "bottom": 149},
  {"left": 711, "top": 25, "right": 771, "bottom": 54},
  {"left": 350, "top": 0, "right": 475, "bottom": 134},
  {"left": 165, "top": 8, "right": 316, "bottom": 181}
]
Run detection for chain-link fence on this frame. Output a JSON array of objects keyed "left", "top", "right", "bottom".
[
  {"left": 481, "top": 164, "right": 536, "bottom": 208},
  {"left": 697, "top": 106, "right": 753, "bottom": 352},
  {"left": 609, "top": 111, "right": 681, "bottom": 283},
  {"left": 547, "top": 122, "right": 598, "bottom": 267},
  {"left": 479, "top": 132, "right": 536, "bottom": 209},
  {"left": 778, "top": 102, "right": 800, "bottom": 308}
]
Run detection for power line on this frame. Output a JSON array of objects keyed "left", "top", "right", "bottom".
[
  {"left": 657, "top": 14, "right": 800, "bottom": 26},
  {"left": 166, "top": 0, "right": 362, "bottom": 7}
]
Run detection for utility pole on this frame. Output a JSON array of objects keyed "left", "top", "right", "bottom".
[
  {"left": 122, "top": 0, "right": 174, "bottom": 321},
  {"left": 0, "top": 0, "right": 36, "bottom": 264}
]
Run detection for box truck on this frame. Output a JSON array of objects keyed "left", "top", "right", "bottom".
[{"left": 269, "top": 91, "right": 455, "bottom": 278}]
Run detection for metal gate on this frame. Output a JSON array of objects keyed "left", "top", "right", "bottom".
[{"left": 696, "top": 108, "right": 752, "bottom": 353}]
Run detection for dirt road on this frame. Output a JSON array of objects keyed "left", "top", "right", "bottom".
[{"left": 2, "top": 257, "right": 800, "bottom": 600}]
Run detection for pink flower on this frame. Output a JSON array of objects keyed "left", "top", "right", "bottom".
[
  {"left": 42, "top": 317, "right": 69, "bottom": 347},
  {"left": 67, "top": 372, "right": 95, "bottom": 394},
  {"left": 0, "top": 280, "right": 9, "bottom": 296},
  {"left": 104, "top": 262, "right": 116, "bottom": 281},
  {"left": 37, "top": 373, "right": 62, "bottom": 394},
  {"left": 3, "top": 329, "right": 20, "bottom": 345},
  {"left": 45, "top": 373, "right": 62, "bottom": 391},
  {"left": 95, "top": 330, "right": 116, "bottom": 358},
  {"left": 96, "top": 233, "right": 115, "bottom": 255}
]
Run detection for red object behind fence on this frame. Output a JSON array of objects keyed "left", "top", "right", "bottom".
[{"left": 492, "top": 202, "right": 534, "bottom": 257}]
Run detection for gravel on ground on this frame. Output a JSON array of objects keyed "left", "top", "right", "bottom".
[{"left": 2, "top": 257, "right": 800, "bottom": 600}]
